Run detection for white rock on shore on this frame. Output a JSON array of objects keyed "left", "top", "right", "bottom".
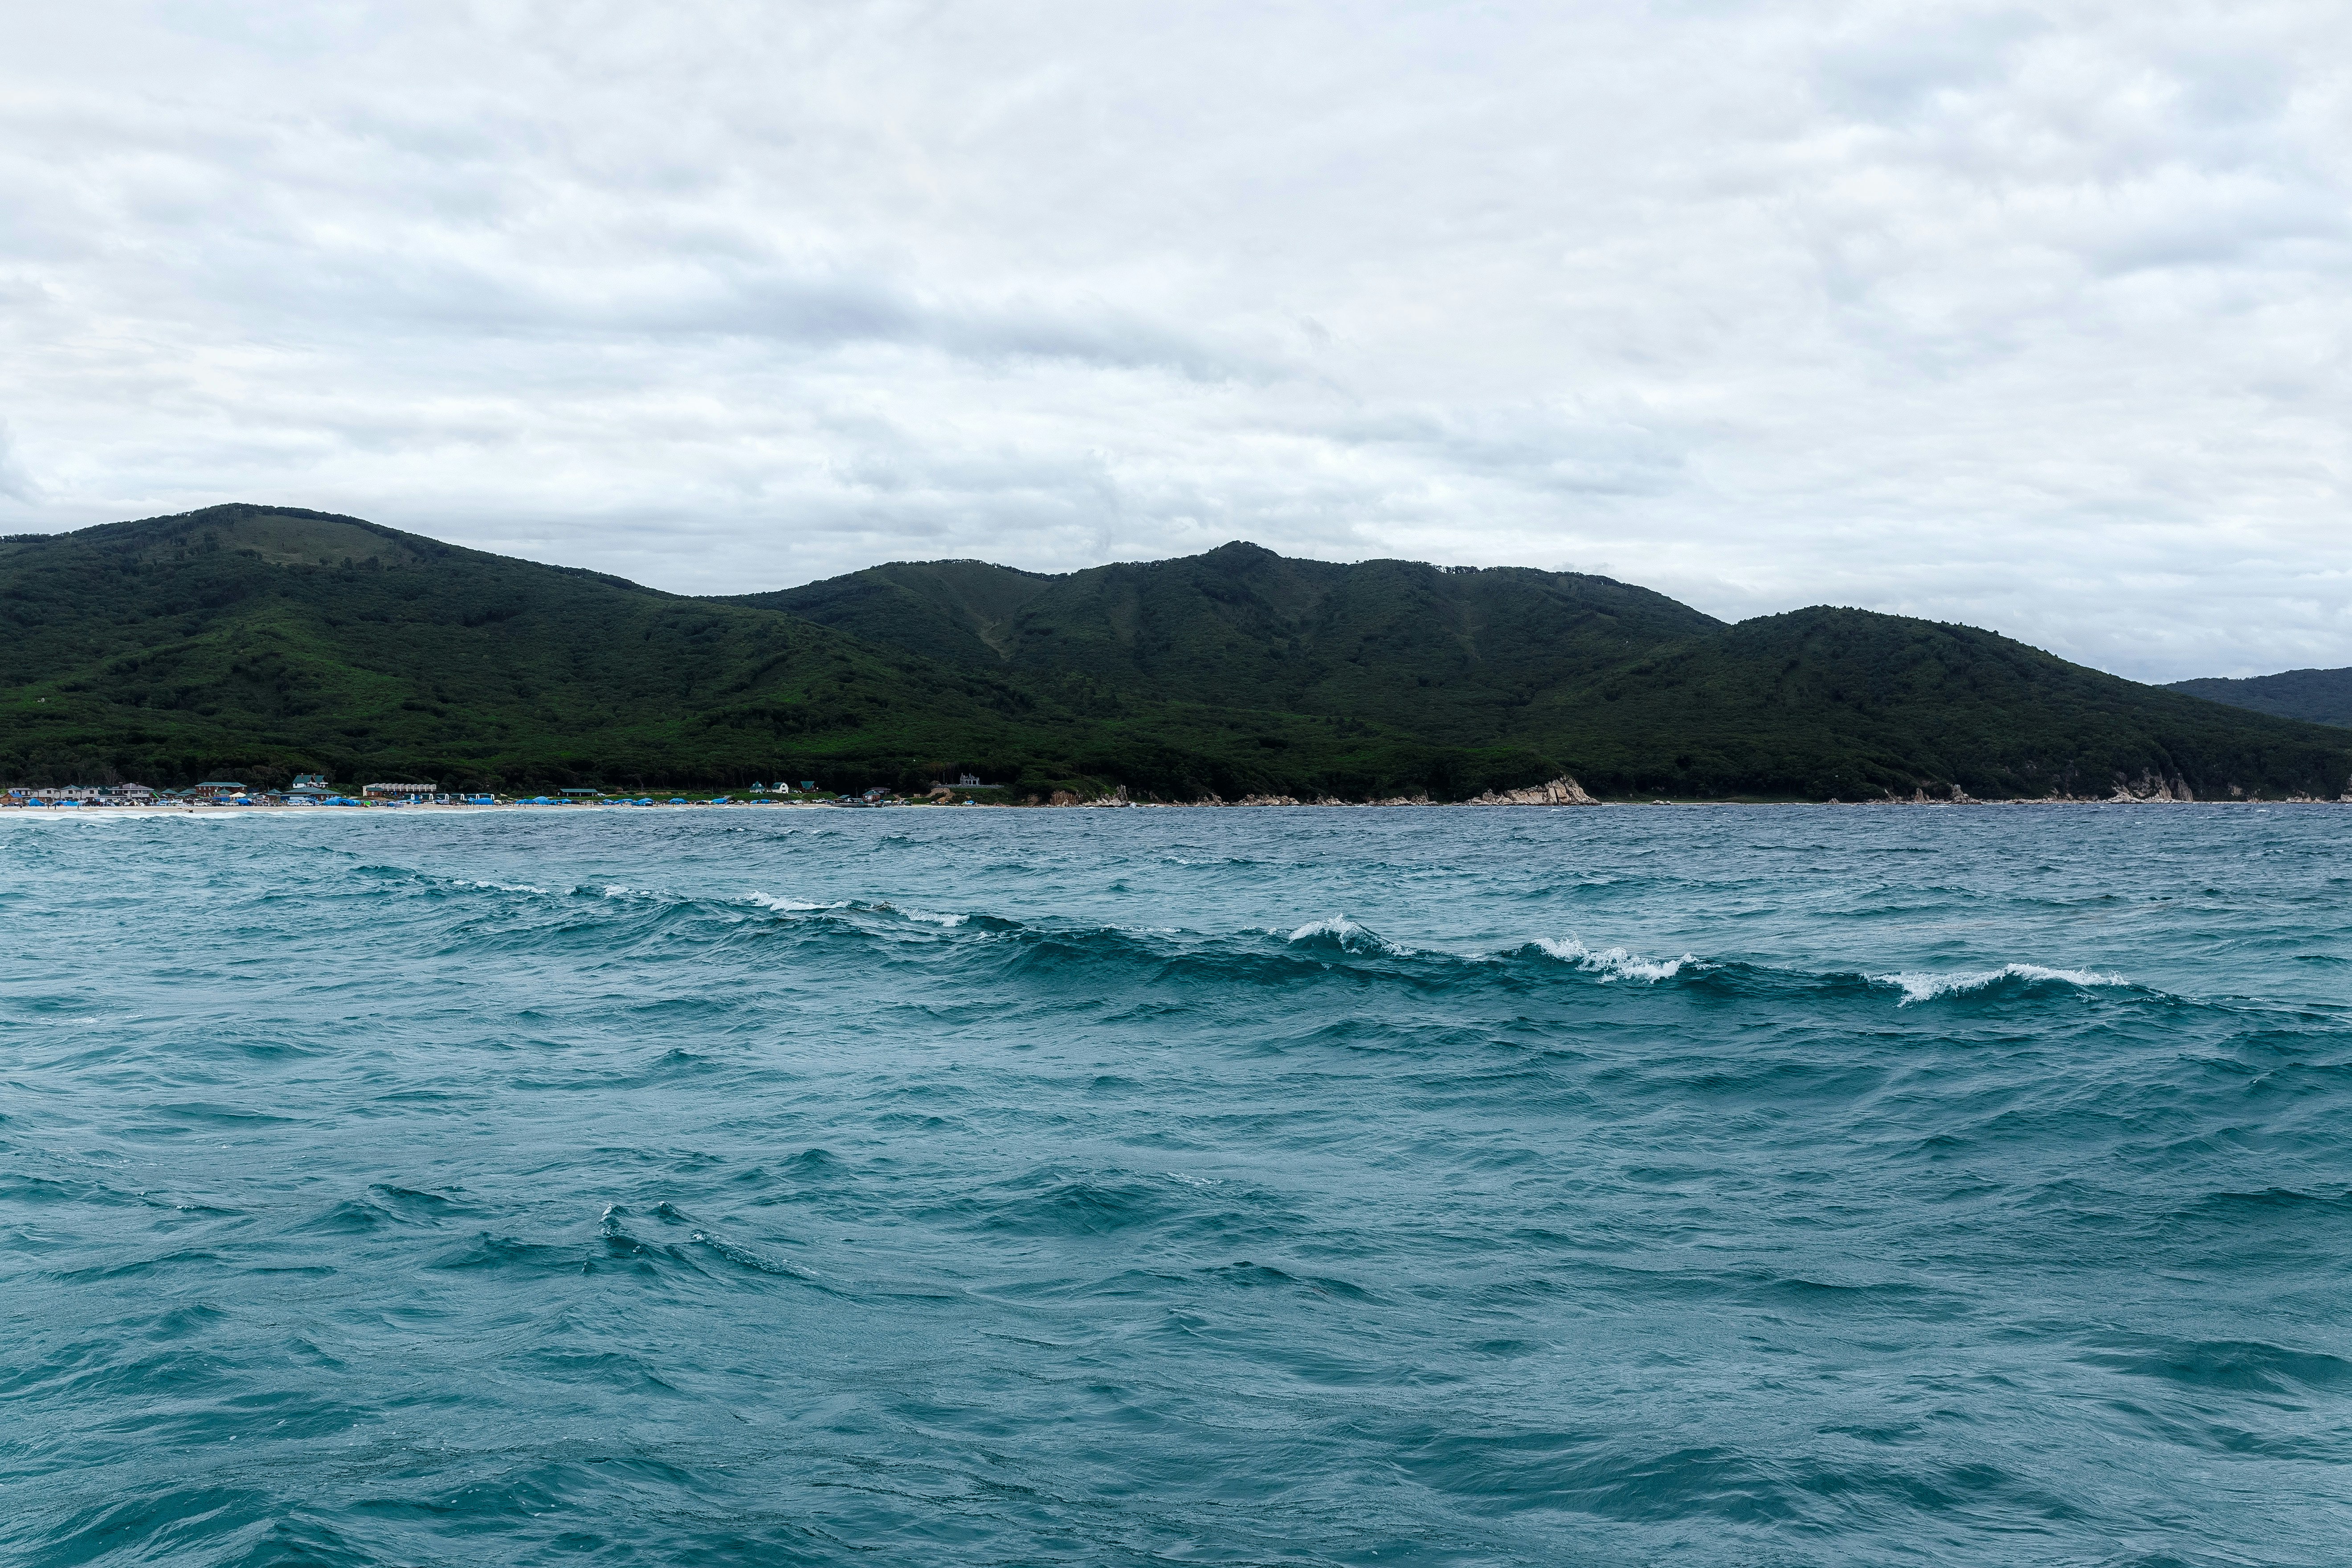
[{"left": 1464, "top": 776, "right": 1598, "bottom": 806}]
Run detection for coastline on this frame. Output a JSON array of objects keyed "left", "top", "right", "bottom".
[{"left": 9, "top": 793, "right": 2351, "bottom": 818}]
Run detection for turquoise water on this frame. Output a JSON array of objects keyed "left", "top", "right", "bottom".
[{"left": 3, "top": 804, "right": 2349, "bottom": 1566}]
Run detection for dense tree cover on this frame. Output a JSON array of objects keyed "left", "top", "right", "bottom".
[
  {"left": 757, "top": 544, "right": 2352, "bottom": 800},
  {"left": 748, "top": 542, "right": 1722, "bottom": 747},
  {"left": 3, "top": 504, "right": 2347, "bottom": 799},
  {"left": 2169, "top": 668, "right": 2352, "bottom": 730},
  {"left": 1528, "top": 610, "right": 2352, "bottom": 799},
  {"left": 0, "top": 506, "right": 1543, "bottom": 796}
]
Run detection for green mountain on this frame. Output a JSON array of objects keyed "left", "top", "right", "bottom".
[
  {"left": 0, "top": 505, "right": 1551, "bottom": 796},
  {"left": 2168, "top": 668, "right": 2352, "bottom": 729},
  {"left": 745, "top": 543, "right": 1721, "bottom": 747},
  {"left": 1519, "top": 608, "right": 2351, "bottom": 800},
  {"left": 756, "top": 548, "right": 2352, "bottom": 801},
  {"left": 0, "top": 505, "right": 1062, "bottom": 793},
  {"left": 4, "top": 502, "right": 2348, "bottom": 801}
]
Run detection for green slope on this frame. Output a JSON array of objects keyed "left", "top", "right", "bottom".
[
  {"left": 757, "top": 547, "right": 2352, "bottom": 801},
  {"left": 758, "top": 558, "right": 1060, "bottom": 670},
  {"left": 2168, "top": 668, "right": 2352, "bottom": 729},
  {"left": 5, "top": 505, "right": 2348, "bottom": 800},
  {"left": 745, "top": 542, "right": 1722, "bottom": 746},
  {"left": 0, "top": 505, "right": 1075, "bottom": 791},
  {"left": 0, "top": 506, "right": 1545, "bottom": 796},
  {"left": 1528, "top": 609, "right": 2352, "bottom": 800}
]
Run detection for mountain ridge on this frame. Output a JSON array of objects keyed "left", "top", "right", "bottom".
[
  {"left": 3, "top": 504, "right": 2348, "bottom": 801},
  {"left": 755, "top": 544, "right": 2352, "bottom": 801},
  {"left": 738, "top": 542, "right": 1723, "bottom": 749},
  {"left": 2168, "top": 667, "right": 2352, "bottom": 730}
]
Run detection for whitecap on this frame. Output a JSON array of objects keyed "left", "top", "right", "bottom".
[
  {"left": 1881, "top": 964, "right": 2127, "bottom": 1004},
  {"left": 746, "top": 892, "right": 838, "bottom": 913},
  {"left": 1284, "top": 916, "right": 1405, "bottom": 956},
  {"left": 1534, "top": 937, "right": 1690, "bottom": 983}
]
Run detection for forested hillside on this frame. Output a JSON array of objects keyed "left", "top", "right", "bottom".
[
  {"left": 0, "top": 506, "right": 1544, "bottom": 796},
  {"left": 763, "top": 547, "right": 2352, "bottom": 801},
  {"left": 2169, "top": 668, "right": 2352, "bottom": 729},
  {"left": 4, "top": 503, "right": 2348, "bottom": 800},
  {"left": 1533, "top": 609, "right": 2348, "bottom": 799},
  {"left": 747, "top": 543, "right": 1721, "bottom": 746}
]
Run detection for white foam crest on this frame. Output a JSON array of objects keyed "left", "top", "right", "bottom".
[
  {"left": 1534, "top": 937, "right": 1690, "bottom": 983},
  {"left": 897, "top": 908, "right": 969, "bottom": 928},
  {"left": 456, "top": 878, "right": 547, "bottom": 896},
  {"left": 746, "top": 891, "right": 840, "bottom": 913},
  {"left": 1882, "top": 964, "right": 2128, "bottom": 1004},
  {"left": 1284, "top": 916, "right": 1407, "bottom": 955},
  {"left": 593, "top": 883, "right": 681, "bottom": 902}
]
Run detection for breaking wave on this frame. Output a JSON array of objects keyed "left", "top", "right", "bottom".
[
  {"left": 396, "top": 870, "right": 2166, "bottom": 1015},
  {"left": 1531, "top": 936, "right": 1694, "bottom": 983},
  {"left": 1879, "top": 963, "right": 2132, "bottom": 1004},
  {"left": 1284, "top": 916, "right": 1411, "bottom": 956},
  {"left": 746, "top": 891, "right": 842, "bottom": 913}
]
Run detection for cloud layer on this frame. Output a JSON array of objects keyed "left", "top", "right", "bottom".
[{"left": 4, "top": 0, "right": 2348, "bottom": 678}]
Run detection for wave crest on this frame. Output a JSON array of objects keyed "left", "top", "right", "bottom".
[
  {"left": 745, "top": 892, "right": 841, "bottom": 913},
  {"left": 402, "top": 872, "right": 2152, "bottom": 1015},
  {"left": 1880, "top": 964, "right": 2128, "bottom": 1005},
  {"left": 1285, "top": 917, "right": 1408, "bottom": 956},
  {"left": 1532, "top": 937, "right": 1692, "bottom": 983}
]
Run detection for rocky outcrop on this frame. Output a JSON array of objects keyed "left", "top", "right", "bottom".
[
  {"left": 1466, "top": 775, "right": 1599, "bottom": 806},
  {"left": 2105, "top": 770, "right": 2195, "bottom": 803}
]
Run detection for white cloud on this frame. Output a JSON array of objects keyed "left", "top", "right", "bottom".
[
  {"left": 0, "top": 420, "right": 37, "bottom": 503},
  {"left": 1, "top": 0, "right": 2347, "bottom": 678}
]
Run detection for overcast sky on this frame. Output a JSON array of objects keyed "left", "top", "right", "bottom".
[{"left": 4, "top": 2, "right": 2348, "bottom": 679}]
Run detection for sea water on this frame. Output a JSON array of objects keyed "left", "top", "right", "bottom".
[{"left": 2, "top": 804, "right": 2348, "bottom": 1567}]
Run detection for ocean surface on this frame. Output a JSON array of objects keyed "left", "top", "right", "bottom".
[{"left": 3, "top": 804, "right": 2349, "bottom": 1567}]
